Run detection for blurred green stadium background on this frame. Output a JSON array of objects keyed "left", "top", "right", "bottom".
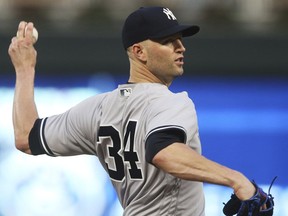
[{"left": 0, "top": 0, "right": 288, "bottom": 78}]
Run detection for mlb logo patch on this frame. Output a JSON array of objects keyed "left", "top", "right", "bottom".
[{"left": 120, "top": 88, "right": 132, "bottom": 97}]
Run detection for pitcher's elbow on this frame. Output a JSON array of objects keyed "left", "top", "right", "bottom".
[{"left": 14, "top": 137, "right": 31, "bottom": 154}]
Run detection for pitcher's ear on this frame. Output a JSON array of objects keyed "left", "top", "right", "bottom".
[{"left": 131, "top": 43, "right": 147, "bottom": 62}]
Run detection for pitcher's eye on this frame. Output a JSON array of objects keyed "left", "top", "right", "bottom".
[
  {"left": 162, "top": 39, "right": 171, "bottom": 44},
  {"left": 162, "top": 37, "right": 182, "bottom": 45}
]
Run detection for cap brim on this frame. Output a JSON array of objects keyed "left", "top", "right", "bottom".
[{"left": 150, "top": 25, "right": 200, "bottom": 39}]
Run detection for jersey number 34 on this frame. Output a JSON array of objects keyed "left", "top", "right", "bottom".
[{"left": 98, "top": 121, "right": 143, "bottom": 182}]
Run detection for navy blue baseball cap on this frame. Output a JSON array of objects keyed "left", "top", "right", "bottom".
[{"left": 122, "top": 6, "right": 200, "bottom": 49}]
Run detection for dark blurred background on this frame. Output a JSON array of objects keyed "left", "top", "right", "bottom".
[{"left": 0, "top": 0, "right": 287, "bottom": 78}]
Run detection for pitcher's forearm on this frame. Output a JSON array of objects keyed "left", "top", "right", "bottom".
[
  {"left": 153, "top": 143, "right": 237, "bottom": 185},
  {"left": 153, "top": 143, "right": 255, "bottom": 200},
  {"left": 13, "top": 70, "right": 38, "bottom": 153}
]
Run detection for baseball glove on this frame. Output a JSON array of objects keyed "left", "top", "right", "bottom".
[{"left": 223, "top": 177, "right": 276, "bottom": 216}]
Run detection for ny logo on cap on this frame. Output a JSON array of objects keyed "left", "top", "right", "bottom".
[{"left": 163, "top": 8, "right": 177, "bottom": 20}]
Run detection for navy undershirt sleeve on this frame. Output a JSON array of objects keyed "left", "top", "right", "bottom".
[
  {"left": 28, "top": 118, "right": 46, "bottom": 155},
  {"left": 145, "top": 128, "right": 186, "bottom": 164}
]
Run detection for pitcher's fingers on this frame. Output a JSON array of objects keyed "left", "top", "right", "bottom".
[
  {"left": 9, "top": 37, "right": 18, "bottom": 51},
  {"left": 8, "top": 37, "right": 17, "bottom": 56},
  {"left": 11, "top": 37, "right": 17, "bottom": 43},
  {"left": 25, "top": 22, "right": 34, "bottom": 40},
  {"left": 16, "top": 21, "right": 27, "bottom": 38}
]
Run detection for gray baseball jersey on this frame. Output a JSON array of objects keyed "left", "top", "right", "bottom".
[{"left": 29, "top": 83, "right": 205, "bottom": 216}]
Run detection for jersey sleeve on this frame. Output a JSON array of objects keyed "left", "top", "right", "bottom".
[
  {"left": 28, "top": 94, "right": 106, "bottom": 156},
  {"left": 145, "top": 92, "right": 201, "bottom": 163}
]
